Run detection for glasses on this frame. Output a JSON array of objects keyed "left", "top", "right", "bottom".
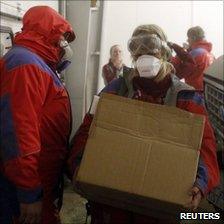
[
  {"left": 127, "top": 34, "right": 163, "bottom": 56},
  {"left": 63, "top": 31, "right": 76, "bottom": 43}
]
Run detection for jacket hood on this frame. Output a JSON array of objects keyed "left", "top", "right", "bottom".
[
  {"left": 14, "top": 6, "right": 75, "bottom": 67},
  {"left": 190, "top": 40, "right": 212, "bottom": 52}
]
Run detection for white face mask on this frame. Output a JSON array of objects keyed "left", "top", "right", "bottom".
[
  {"left": 57, "top": 40, "right": 73, "bottom": 73},
  {"left": 59, "top": 40, "right": 73, "bottom": 60},
  {"left": 136, "top": 55, "right": 161, "bottom": 79}
]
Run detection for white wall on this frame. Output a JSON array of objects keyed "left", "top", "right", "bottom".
[
  {"left": 0, "top": 0, "right": 58, "bottom": 33},
  {"left": 97, "top": 0, "right": 223, "bottom": 91},
  {"left": 65, "top": 1, "right": 104, "bottom": 135},
  {"left": 65, "top": 0, "right": 92, "bottom": 135},
  {"left": 192, "top": 1, "right": 223, "bottom": 59}
]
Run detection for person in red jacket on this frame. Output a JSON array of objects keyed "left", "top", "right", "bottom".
[
  {"left": 169, "top": 26, "right": 215, "bottom": 91},
  {"left": 68, "top": 24, "right": 220, "bottom": 224},
  {"left": 0, "top": 6, "right": 75, "bottom": 224}
]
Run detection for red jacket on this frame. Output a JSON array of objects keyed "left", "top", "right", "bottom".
[
  {"left": 171, "top": 41, "right": 215, "bottom": 90},
  {"left": 68, "top": 76, "right": 220, "bottom": 223},
  {"left": 102, "top": 60, "right": 131, "bottom": 85},
  {"left": 0, "top": 6, "right": 74, "bottom": 204}
]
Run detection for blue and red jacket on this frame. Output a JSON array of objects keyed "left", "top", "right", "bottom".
[
  {"left": 171, "top": 41, "right": 215, "bottom": 90},
  {"left": 0, "top": 6, "right": 74, "bottom": 205},
  {"left": 68, "top": 75, "right": 220, "bottom": 223}
]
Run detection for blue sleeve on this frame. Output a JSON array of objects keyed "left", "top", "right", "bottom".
[
  {"left": 99, "top": 78, "right": 122, "bottom": 95},
  {"left": 194, "top": 158, "right": 209, "bottom": 195}
]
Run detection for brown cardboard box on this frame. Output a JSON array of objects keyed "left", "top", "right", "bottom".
[
  {"left": 204, "top": 55, "right": 223, "bottom": 81},
  {"left": 77, "top": 93, "right": 205, "bottom": 218}
]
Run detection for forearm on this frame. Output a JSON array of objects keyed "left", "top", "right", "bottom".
[
  {"left": 194, "top": 157, "right": 208, "bottom": 196},
  {"left": 171, "top": 43, "right": 194, "bottom": 63},
  {"left": 4, "top": 153, "right": 43, "bottom": 203},
  {"left": 170, "top": 43, "right": 196, "bottom": 79},
  {"left": 177, "top": 92, "right": 220, "bottom": 194},
  {"left": 68, "top": 113, "right": 93, "bottom": 177}
]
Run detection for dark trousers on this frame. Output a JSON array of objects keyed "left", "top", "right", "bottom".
[{"left": 0, "top": 174, "right": 20, "bottom": 224}]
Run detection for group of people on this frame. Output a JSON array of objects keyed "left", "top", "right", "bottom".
[
  {"left": 103, "top": 26, "right": 214, "bottom": 92},
  {"left": 0, "top": 5, "right": 220, "bottom": 224}
]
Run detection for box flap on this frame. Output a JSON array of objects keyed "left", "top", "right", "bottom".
[{"left": 92, "top": 93, "right": 205, "bottom": 150}]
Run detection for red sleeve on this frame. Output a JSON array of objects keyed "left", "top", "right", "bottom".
[
  {"left": 192, "top": 53, "right": 212, "bottom": 73},
  {"left": 177, "top": 93, "right": 220, "bottom": 194},
  {"left": 102, "top": 64, "right": 115, "bottom": 85},
  {"left": 68, "top": 113, "right": 93, "bottom": 178},
  {"left": 171, "top": 43, "right": 197, "bottom": 79},
  {"left": 2, "top": 65, "right": 48, "bottom": 203}
]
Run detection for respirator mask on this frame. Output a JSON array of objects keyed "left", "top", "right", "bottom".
[
  {"left": 136, "top": 55, "right": 161, "bottom": 78},
  {"left": 57, "top": 39, "right": 73, "bottom": 73}
]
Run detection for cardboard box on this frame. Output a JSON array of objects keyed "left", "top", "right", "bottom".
[
  {"left": 204, "top": 55, "right": 223, "bottom": 82},
  {"left": 77, "top": 93, "right": 205, "bottom": 218}
]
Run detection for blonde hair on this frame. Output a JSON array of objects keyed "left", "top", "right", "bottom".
[
  {"left": 110, "top": 44, "right": 122, "bottom": 57},
  {"left": 129, "top": 24, "right": 174, "bottom": 82}
]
